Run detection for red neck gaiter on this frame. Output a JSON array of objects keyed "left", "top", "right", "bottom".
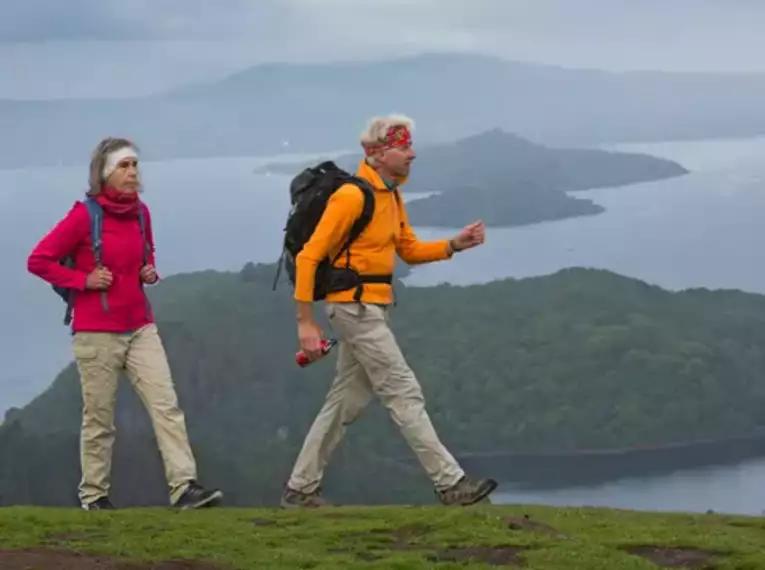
[{"left": 95, "top": 185, "right": 141, "bottom": 218}]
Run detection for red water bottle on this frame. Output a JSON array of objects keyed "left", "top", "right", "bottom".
[{"left": 296, "top": 338, "right": 338, "bottom": 368}]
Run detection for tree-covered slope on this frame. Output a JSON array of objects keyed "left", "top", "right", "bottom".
[{"left": 3, "top": 263, "right": 765, "bottom": 507}]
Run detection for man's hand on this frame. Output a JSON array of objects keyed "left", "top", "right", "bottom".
[
  {"left": 298, "top": 319, "right": 325, "bottom": 363},
  {"left": 85, "top": 267, "right": 113, "bottom": 290},
  {"left": 140, "top": 264, "right": 158, "bottom": 284},
  {"left": 450, "top": 220, "right": 485, "bottom": 252}
]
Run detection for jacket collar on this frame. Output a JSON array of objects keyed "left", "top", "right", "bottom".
[{"left": 356, "top": 159, "right": 407, "bottom": 192}]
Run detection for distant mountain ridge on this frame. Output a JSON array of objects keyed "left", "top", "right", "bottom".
[{"left": 3, "top": 53, "right": 765, "bottom": 169}]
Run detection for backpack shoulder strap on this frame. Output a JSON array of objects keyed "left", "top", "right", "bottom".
[
  {"left": 137, "top": 203, "right": 149, "bottom": 265},
  {"left": 62, "top": 198, "right": 102, "bottom": 326},
  {"left": 82, "top": 197, "right": 104, "bottom": 267},
  {"left": 332, "top": 176, "right": 376, "bottom": 266},
  {"left": 82, "top": 197, "right": 109, "bottom": 314},
  {"left": 136, "top": 203, "right": 153, "bottom": 318}
]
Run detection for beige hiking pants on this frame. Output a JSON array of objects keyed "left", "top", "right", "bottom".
[
  {"left": 287, "top": 302, "right": 464, "bottom": 493},
  {"left": 72, "top": 323, "right": 197, "bottom": 505}
]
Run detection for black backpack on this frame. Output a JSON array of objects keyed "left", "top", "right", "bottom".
[{"left": 272, "top": 160, "right": 391, "bottom": 301}]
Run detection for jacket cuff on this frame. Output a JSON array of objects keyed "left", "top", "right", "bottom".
[{"left": 77, "top": 271, "right": 90, "bottom": 291}]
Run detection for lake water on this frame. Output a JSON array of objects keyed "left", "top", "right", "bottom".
[
  {"left": 493, "top": 456, "right": 765, "bottom": 516},
  {"left": 3, "top": 136, "right": 765, "bottom": 515},
  {"left": 403, "top": 136, "right": 765, "bottom": 294}
]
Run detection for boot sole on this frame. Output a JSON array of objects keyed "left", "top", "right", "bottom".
[{"left": 280, "top": 498, "right": 326, "bottom": 509}]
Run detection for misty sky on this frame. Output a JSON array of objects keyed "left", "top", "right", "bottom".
[{"left": 2, "top": 0, "right": 765, "bottom": 99}]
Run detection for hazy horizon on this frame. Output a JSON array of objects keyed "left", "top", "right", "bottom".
[{"left": 4, "top": 1, "right": 765, "bottom": 100}]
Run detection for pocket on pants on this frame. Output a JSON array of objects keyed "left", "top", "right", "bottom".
[
  {"left": 71, "top": 337, "right": 107, "bottom": 386},
  {"left": 326, "top": 302, "right": 361, "bottom": 321},
  {"left": 325, "top": 303, "right": 361, "bottom": 343},
  {"left": 72, "top": 342, "right": 98, "bottom": 361}
]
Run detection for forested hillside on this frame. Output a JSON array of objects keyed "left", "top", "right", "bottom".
[{"left": 3, "top": 263, "right": 765, "bottom": 507}]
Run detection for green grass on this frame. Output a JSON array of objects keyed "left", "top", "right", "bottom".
[{"left": 1, "top": 505, "right": 764, "bottom": 569}]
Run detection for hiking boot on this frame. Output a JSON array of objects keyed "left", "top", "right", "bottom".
[
  {"left": 82, "top": 496, "right": 115, "bottom": 511},
  {"left": 280, "top": 485, "right": 328, "bottom": 509},
  {"left": 173, "top": 481, "right": 223, "bottom": 510},
  {"left": 436, "top": 476, "right": 498, "bottom": 506}
]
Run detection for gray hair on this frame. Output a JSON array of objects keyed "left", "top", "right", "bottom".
[{"left": 86, "top": 137, "right": 140, "bottom": 196}]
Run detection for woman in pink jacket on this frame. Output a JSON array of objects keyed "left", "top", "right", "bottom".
[{"left": 28, "top": 137, "right": 222, "bottom": 511}]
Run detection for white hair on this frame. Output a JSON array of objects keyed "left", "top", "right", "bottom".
[{"left": 359, "top": 114, "right": 415, "bottom": 147}]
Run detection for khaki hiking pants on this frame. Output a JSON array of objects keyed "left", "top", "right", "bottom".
[
  {"left": 287, "top": 302, "right": 465, "bottom": 493},
  {"left": 72, "top": 323, "right": 197, "bottom": 505}
]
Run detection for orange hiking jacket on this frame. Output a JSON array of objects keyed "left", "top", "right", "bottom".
[{"left": 294, "top": 160, "right": 452, "bottom": 304}]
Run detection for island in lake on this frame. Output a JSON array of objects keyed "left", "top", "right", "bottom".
[{"left": 257, "top": 128, "right": 689, "bottom": 228}]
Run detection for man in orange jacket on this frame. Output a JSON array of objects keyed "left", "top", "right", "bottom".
[{"left": 282, "top": 114, "right": 497, "bottom": 508}]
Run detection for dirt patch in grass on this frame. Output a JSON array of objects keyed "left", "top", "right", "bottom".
[
  {"left": 326, "top": 548, "right": 385, "bottom": 563},
  {"left": 728, "top": 519, "right": 765, "bottom": 531},
  {"left": 318, "top": 511, "right": 380, "bottom": 520},
  {"left": 504, "top": 514, "right": 575, "bottom": 540},
  {"left": 336, "top": 524, "right": 530, "bottom": 565},
  {"left": 330, "top": 524, "right": 430, "bottom": 559},
  {"left": 623, "top": 545, "right": 719, "bottom": 568},
  {"left": 367, "top": 524, "right": 433, "bottom": 549},
  {"left": 428, "top": 546, "right": 527, "bottom": 566},
  {"left": 0, "top": 548, "right": 228, "bottom": 570},
  {"left": 44, "top": 531, "right": 112, "bottom": 547},
  {"left": 250, "top": 518, "right": 278, "bottom": 527}
]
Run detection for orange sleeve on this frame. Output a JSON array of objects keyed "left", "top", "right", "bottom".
[
  {"left": 396, "top": 200, "right": 453, "bottom": 264},
  {"left": 294, "top": 184, "right": 364, "bottom": 302}
]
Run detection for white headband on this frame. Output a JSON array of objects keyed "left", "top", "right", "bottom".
[{"left": 102, "top": 146, "right": 138, "bottom": 180}]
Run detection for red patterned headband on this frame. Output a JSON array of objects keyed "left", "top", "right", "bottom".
[{"left": 362, "top": 125, "right": 412, "bottom": 156}]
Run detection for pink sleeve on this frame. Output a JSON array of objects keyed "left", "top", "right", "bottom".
[{"left": 27, "top": 203, "right": 90, "bottom": 290}]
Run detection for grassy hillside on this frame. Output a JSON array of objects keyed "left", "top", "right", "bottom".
[
  {"left": 4, "top": 52, "right": 765, "bottom": 168},
  {"left": 4, "top": 264, "right": 765, "bottom": 508},
  {"left": 1, "top": 505, "right": 764, "bottom": 569}
]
